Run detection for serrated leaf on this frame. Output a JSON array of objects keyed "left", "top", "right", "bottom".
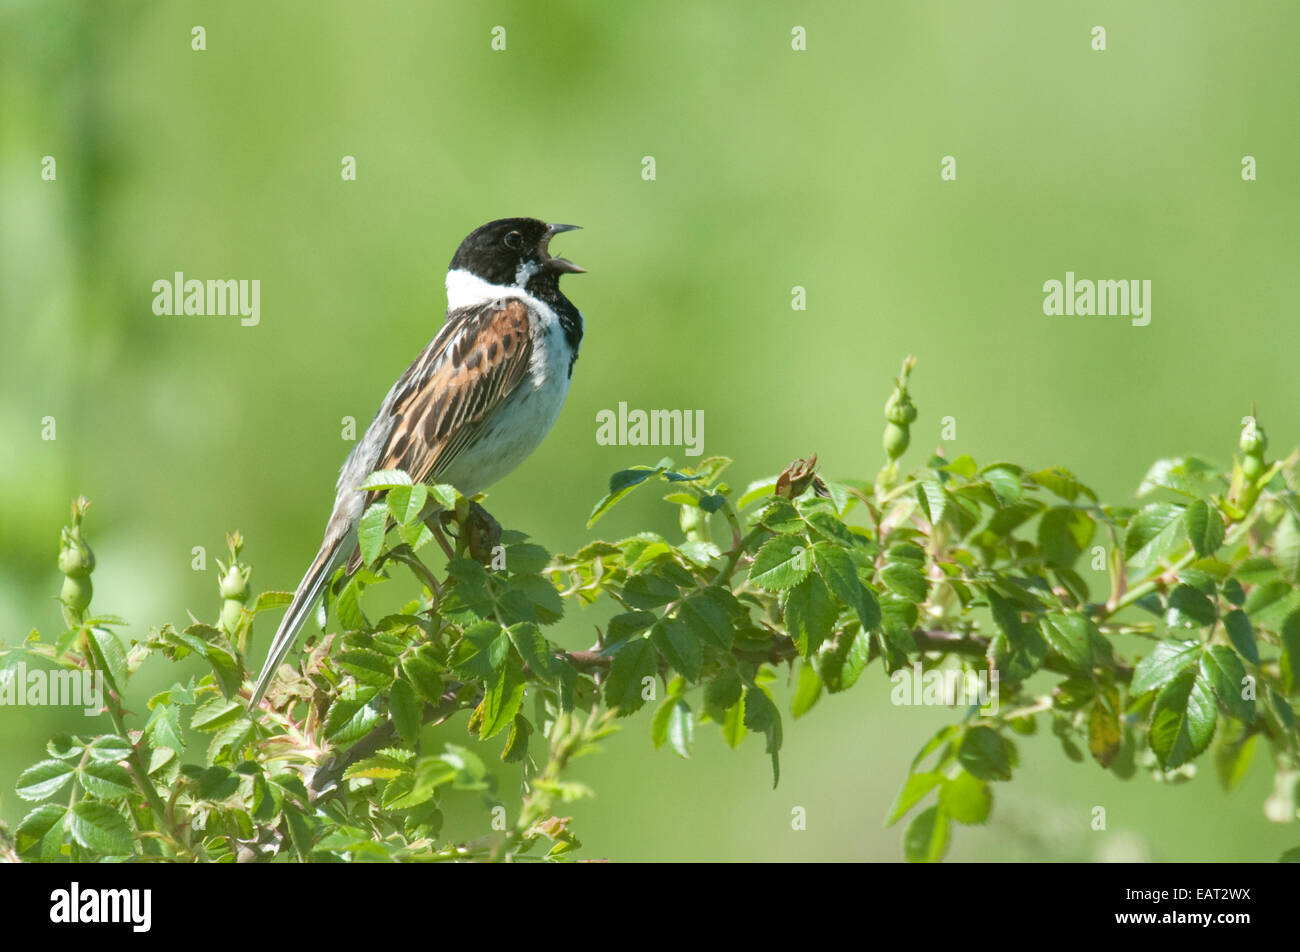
[
  {"left": 652, "top": 618, "right": 701, "bottom": 681},
  {"left": 1124, "top": 503, "right": 1186, "bottom": 569},
  {"left": 903, "top": 805, "right": 949, "bottom": 863},
  {"left": 78, "top": 762, "right": 134, "bottom": 800},
  {"left": 388, "top": 678, "right": 422, "bottom": 744},
  {"left": 1185, "top": 499, "right": 1225, "bottom": 557},
  {"left": 87, "top": 627, "right": 128, "bottom": 694},
  {"left": 1087, "top": 690, "right": 1122, "bottom": 768},
  {"left": 1200, "top": 646, "right": 1255, "bottom": 722},
  {"left": 15, "top": 759, "right": 76, "bottom": 801},
  {"left": 957, "top": 726, "right": 1011, "bottom": 781},
  {"left": 676, "top": 593, "right": 733, "bottom": 651},
  {"left": 480, "top": 655, "right": 526, "bottom": 739},
  {"left": 1039, "top": 613, "right": 1095, "bottom": 673},
  {"left": 359, "top": 470, "right": 413, "bottom": 490},
  {"left": 880, "top": 562, "right": 928, "bottom": 603},
  {"left": 1223, "top": 609, "right": 1259, "bottom": 665},
  {"left": 68, "top": 801, "right": 133, "bottom": 855},
  {"left": 813, "top": 541, "right": 880, "bottom": 630},
  {"left": 358, "top": 500, "right": 390, "bottom": 567},
  {"left": 605, "top": 636, "right": 657, "bottom": 715},
  {"left": 1130, "top": 640, "right": 1200, "bottom": 697},
  {"left": 1149, "top": 668, "right": 1217, "bottom": 769},
  {"left": 782, "top": 573, "right": 836, "bottom": 658},
  {"left": 748, "top": 535, "right": 812, "bottom": 591}
]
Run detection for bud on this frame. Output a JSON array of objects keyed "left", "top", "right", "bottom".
[
  {"left": 775, "top": 455, "right": 819, "bottom": 499},
  {"left": 1239, "top": 416, "right": 1268, "bottom": 458},
  {"left": 58, "top": 498, "right": 95, "bottom": 624},
  {"left": 217, "top": 532, "right": 251, "bottom": 639}
]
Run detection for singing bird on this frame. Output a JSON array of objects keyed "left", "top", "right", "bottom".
[{"left": 249, "top": 218, "right": 585, "bottom": 707}]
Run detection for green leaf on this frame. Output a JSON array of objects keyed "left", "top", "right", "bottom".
[
  {"left": 358, "top": 500, "right": 390, "bottom": 567},
  {"left": 449, "top": 621, "right": 508, "bottom": 680},
  {"left": 880, "top": 562, "right": 929, "bottom": 603},
  {"left": 502, "top": 714, "right": 533, "bottom": 763},
  {"left": 358, "top": 470, "right": 413, "bottom": 490},
  {"left": 782, "top": 573, "right": 836, "bottom": 658},
  {"left": 704, "top": 669, "right": 743, "bottom": 721},
  {"left": 652, "top": 698, "right": 694, "bottom": 759},
  {"left": 1214, "top": 732, "right": 1257, "bottom": 792},
  {"left": 1281, "top": 611, "right": 1300, "bottom": 696},
  {"left": 480, "top": 655, "right": 526, "bottom": 739},
  {"left": 78, "top": 762, "right": 134, "bottom": 800},
  {"left": 1199, "top": 646, "right": 1254, "bottom": 722},
  {"left": 1223, "top": 610, "right": 1259, "bottom": 665},
  {"left": 507, "top": 622, "right": 561, "bottom": 683},
  {"left": 67, "top": 801, "right": 133, "bottom": 855},
  {"left": 388, "top": 678, "right": 422, "bottom": 744},
  {"left": 748, "top": 535, "right": 812, "bottom": 591},
  {"left": 588, "top": 464, "right": 669, "bottom": 527},
  {"left": 1038, "top": 507, "right": 1094, "bottom": 567},
  {"left": 903, "top": 805, "right": 949, "bottom": 863},
  {"left": 324, "top": 693, "right": 382, "bottom": 746},
  {"left": 621, "top": 572, "right": 679, "bottom": 609},
  {"left": 758, "top": 497, "right": 804, "bottom": 534},
  {"left": 86, "top": 734, "right": 133, "bottom": 764},
  {"left": 1087, "top": 689, "right": 1122, "bottom": 768},
  {"left": 1129, "top": 640, "right": 1200, "bottom": 697},
  {"left": 1167, "top": 584, "right": 1217, "bottom": 629},
  {"left": 15, "top": 759, "right": 76, "bottom": 801},
  {"left": 652, "top": 618, "right": 701, "bottom": 682},
  {"left": 1124, "top": 503, "right": 1186, "bottom": 569},
  {"left": 981, "top": 463, "right": 1024, "bottom": 504},
  {"left": 339, "top": 649, "right": 396, "bottom": 688},
  {"left": 721, "top": 695, "right": 746, "bottom": 749},
  {"left": 1039, "top": 613, "right": 1095, "bottom": 673},
  {"left": 15, "top": 804, "right": 65, "bottom": 854},
  {"left": 791, "top": 663, "right": 822, "bottom": 719},
  {"left": 386, "top": 483, "right": 428, "bottom": 526},
  {"left": 916, "top": 476, "right": 948, "bottom": 527},
  {"left": 1149, "top": 668, "right": 1217, "bottom": 769},
  {"left": 813, "top": 542, "right": 880, "bottom": 630},
  {"left": 957, "top": 726, "right": 1012, "bottom": 781},
  {"left": 1031, "top": 466, "right": 1096, "bottom": 502},
  {"left": 87, "top": 627, "right": 128, "bottom": 693},
  {"left": 605, "top": 636, "right": 657, "bottom": 715},
  {"left": 886, "top": 771, "right": 942, "bottom": 826},
  {"left": 1184, "top": 499, "right": 1225, "bottom": 557},
  {"left": 676, "top": 593, "right": 733, "bottom": 651},
  {"left": 939, "top": 771, "right": 991, "bottom": 825}
]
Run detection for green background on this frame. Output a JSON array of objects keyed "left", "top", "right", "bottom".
[{"left": 2, "top": 1, "right": 1297, "bottom": 860}]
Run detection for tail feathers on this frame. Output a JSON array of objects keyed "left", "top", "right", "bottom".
[{"left": 249, "top": 539, "right": 348, "bottom": 707}]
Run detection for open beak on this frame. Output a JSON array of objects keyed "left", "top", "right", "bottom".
[{"left": 542, "top": 223, "right": 586, "bottom": 273}]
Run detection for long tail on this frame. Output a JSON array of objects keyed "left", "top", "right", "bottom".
[{"left": 249, "top": 537, "right": 348, "bottom": 707}]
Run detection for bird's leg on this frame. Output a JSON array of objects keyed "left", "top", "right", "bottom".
[{"left": 463, "top": 502, "right": 503, "bottom": 566}]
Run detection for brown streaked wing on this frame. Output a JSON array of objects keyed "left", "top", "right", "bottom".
[{"left": 378, "top": 297, "right": 534, "bottom": 487}]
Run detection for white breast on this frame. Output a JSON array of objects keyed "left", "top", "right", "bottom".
[{"left": 437, "top": 269, "right": 579, "bottom": 496}]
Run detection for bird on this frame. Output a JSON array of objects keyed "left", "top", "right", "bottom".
[{"left": 249, "top": 217, "right": 585, "bottom": 707}]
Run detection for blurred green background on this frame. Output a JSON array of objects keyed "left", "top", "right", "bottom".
[{"left": 3, "top": 1, "right": 1298, "bottom": 860}]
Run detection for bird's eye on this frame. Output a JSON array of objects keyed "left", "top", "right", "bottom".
[{"left": 504, "top": 231, "right": 524, "bottom": 250}]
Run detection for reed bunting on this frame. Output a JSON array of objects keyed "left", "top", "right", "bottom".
[{"left": 250, "top": 217, "right": 585, "bottom": 706}]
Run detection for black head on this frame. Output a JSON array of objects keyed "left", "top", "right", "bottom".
[{"left": 448, "top": 217, "right": 584, "bottom": 291}]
